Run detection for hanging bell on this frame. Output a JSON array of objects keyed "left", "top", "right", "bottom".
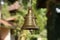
[{"left": 21, "top": 7, "right": 39, "bottom": 30}]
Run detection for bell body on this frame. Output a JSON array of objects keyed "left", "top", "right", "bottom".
[{"left": 21, "top": 7, "right": 39, "bottom": 30}]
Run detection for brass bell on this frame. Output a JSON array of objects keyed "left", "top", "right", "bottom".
[{"left": 21, "top": 7, "right": 39, "bottom": 30}]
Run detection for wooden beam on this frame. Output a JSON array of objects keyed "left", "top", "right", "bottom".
[
  {"left": 0, "top": 19, "right": 13, "bottom": 27},
  {"left": 8, "top": 1, "right": 20, "bottom": 11}
]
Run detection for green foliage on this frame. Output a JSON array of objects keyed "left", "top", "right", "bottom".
[
  {"left": 32, "top": 0, "right": 47, "bottom": 33},
  {"left": 2, "top": 0, "right": 47, "bottom": 40},
  {"left": 2, "top": 3, "right": 10, "bottom": 19}
]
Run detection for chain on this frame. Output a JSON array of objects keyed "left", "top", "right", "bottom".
[
  {"left": 19, "top": 0, "right": 22, "bottom": 5},
  {"left": 28, "top": 0, "right": 32, "bottom": 7}
]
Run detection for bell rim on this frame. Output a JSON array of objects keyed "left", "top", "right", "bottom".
[{"left": 21, "top": 26, "right": 39, "bottom": 30}]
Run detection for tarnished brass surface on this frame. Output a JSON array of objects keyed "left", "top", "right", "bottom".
[{"left": 21, "top": 7, "right": 39, "bottom": 30}]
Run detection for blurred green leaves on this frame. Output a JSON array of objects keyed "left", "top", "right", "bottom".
[{"left": 2, "top": 0, "right": 47, "bottom": 40}]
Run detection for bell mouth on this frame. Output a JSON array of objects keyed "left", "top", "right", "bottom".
[{"left": 21, "top": 25, "right": 39, "bottom": 30}]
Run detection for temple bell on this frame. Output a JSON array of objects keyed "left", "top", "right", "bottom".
[{"left": 21, "top": 7, "right": 39, "bottom": 30}]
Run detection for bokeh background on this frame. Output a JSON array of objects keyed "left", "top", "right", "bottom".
[{"left": 1, "top": 0, "right": 47, "bottom": 40}]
